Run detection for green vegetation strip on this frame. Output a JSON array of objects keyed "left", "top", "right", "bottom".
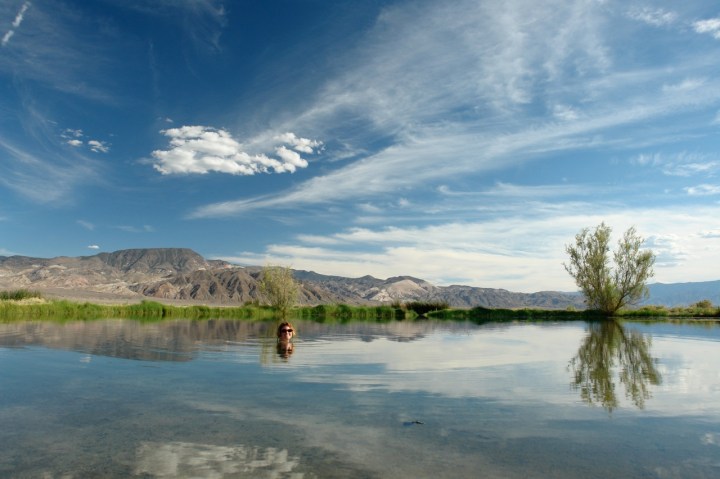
[
  {"left": 0, "top": 293, "right": 415, "bottom": 322},
  {"left": 1, "top": 290, "right": 717, "bottom": 322},
  {"left": 0, "top": 299, "right": 274, "bottom": 321},
  {"left": 427, "top": 306, "right": 606, "bottom": 322}
]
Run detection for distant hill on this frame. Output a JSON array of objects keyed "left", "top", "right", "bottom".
[
  {"left": 0, "top": 248, "right": 715, "bottom": 309},
  {"left": 644, "top": 281, "right": 720, "bottom": 307}
]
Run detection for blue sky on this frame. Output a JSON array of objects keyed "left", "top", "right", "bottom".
[{"left": 2, "top": 0, "right": 720, "bottom": 293}]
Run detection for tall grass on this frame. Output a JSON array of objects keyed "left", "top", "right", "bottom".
[
  {"left": 428, "top": 306, "right": 604, "bottom": 322},
  {"left": 617, "top": 302, "right": 720, "bottom": 319},
  {"left": 3, "top": 294, "right": 717, "bottom": 323},
  {"left": 294, "top": 304, "right": 414, "bottom": 322},
  {"left": 0, "top": 299, "right": 277, "bottom": 322},
  {"left": 0, "top": 289, "right": 43, "bottom": 300}
]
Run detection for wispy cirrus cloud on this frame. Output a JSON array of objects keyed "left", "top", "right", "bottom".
[
  {"left": 627, "top": 7, "right": 677, "bottom": 27},
  {"left": 77, "top": 220, "right": 95, "bottom": 231},
  {"left": 187, "top": 0, "right": 720, "bottom": 219},
  {"left": 0, "top": 133, "right": 101, "bottom": 204},
  {"left": 220, "top": 203, "right": 720, "bottom": 292},
  {"left": 114, "top": 225, "right": 155, "bottom": 233},
  {"left": 684, "top": 184, "right": 720, "bottom": 196},
  {"left": 632, "top": 152, "right": 720, "bottom": 177}
]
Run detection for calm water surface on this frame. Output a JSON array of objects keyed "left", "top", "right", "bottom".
[{"left": 0, "top": 318, "right": 718, "bottom": 478}]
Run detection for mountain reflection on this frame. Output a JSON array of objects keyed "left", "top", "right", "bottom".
[
  {"left": 0, "top": 319, "right": 439, "bottom": 362},
  {"left": 569, "top": 321, "right": 661, "bottom": 412},
  {"left": 0, "top": 319, "right": 273, "bottom": 361}
]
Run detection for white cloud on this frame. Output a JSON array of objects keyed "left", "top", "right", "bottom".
[
  {"left": 63, "top": 129, "right": 83, "bottom": 138},
  {"left": 87, "top": 244, "right": 100, "bottom": 250},
  {"left": 77, "top": 220, "right": 94, "bottom": 231},
  {"left": 87, "top": 140, "right": 109, "bottom": 153},
  {"left": 274, "top": 132, "right": 323, "bottom": 154},
  {"left": 685, "top": 184, "right": 720, "bottom": 196},
  {"left": 662, "top": 77, "right": 706, "bottom": 93},
  {"left": 694, "top": 17, "right": 720, "bottom": 39},
  {"left": 67, "top": 139, "right": 83, "bottom": 147},
  {"left": 627, "top": 7, "right": 677, "bottom": 27},
  {"left": 1, "top": 31, "right": 14, "bottom": 46},
  {"left": 0, "top": 134, "right": 100, "bottom": 204},
  {"left": 1, "top": 2, "right": 30, "bottom": 47},
  {"left": 699, "top": 229, "right": 720, "bottom": 239},
  {"left": 552, "top": 104, "right": 581, "bottom": 121},
  {"left": 188, "top": 0, "right": 720, "bottom": 219},
  {"left": 12, "top": 2, "right": 31, "bottom": 28},
  {"left": 632, "top": 152, "right": 720, "bottom": 177},
  {"left": 274, "top": 146, "right": 307, "bottom": 172},
  {"left": 644, "top": 234, "right": 688, "bottom": 267},
  {"left": 151, "top": 126, "right": 319, "bottom": 176},
  {"left": 115, "top": 225, "right": 155, "bottom": 233},
  {"left": 219, "top": 203, "right": 720, "bottom": 292}
]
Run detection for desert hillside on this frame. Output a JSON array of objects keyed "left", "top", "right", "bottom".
[{"left": 0, "top": 248, "right": 591, "bottom": 309}]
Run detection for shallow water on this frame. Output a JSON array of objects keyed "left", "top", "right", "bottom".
[{"left": 0, "top": 318, "right": 718, "bottom": 478}]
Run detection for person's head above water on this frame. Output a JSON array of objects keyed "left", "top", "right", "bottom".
[{"left": 277, "top": 322, "right": 294, "bottom": 342}]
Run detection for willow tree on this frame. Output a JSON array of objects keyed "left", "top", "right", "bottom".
[
  {"left": 564, "top": 223, "right": 655, "bottom": 315},
  {"left": 259, "top": 264, "right": 299, "bottom": 318}
]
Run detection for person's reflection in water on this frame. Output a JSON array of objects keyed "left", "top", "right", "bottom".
[
  {"left": 276, "top": 321, "right": 295, "bottom": 359},
  {"left": 569, "top": 320, "right": 661, "bottom": 412}
]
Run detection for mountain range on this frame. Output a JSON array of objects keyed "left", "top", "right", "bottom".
[{"left": 0, "top": 248, "right": 717, "bottom": 309}]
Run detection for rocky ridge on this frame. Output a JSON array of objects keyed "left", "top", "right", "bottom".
[{"left": 0, "top": 247, "right": 586, "bottom": 309}]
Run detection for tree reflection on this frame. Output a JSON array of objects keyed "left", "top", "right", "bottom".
[{"left": 569, "top": 321, "right": 661, "bottom": 412}]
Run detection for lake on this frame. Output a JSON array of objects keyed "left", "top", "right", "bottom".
[{"left": 1, "top": 318, "right": 718, "bottom": 478}]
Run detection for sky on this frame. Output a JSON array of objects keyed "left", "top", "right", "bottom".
[{"left": 2, "top": 0, "right": 720, "bottom": 293}]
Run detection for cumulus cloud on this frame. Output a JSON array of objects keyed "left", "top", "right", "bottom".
[
  {"left": 88, "top": 140, "right": 109, "bottom": 153},
  {"left": 1, "top": 2, "right": 30, "bottom": 47},
  {"left": 87, "top": 244, "right": 100, "bottom": 250},
  {"left": 694, "top": 18, "right": 720, "bottom": 39},
  {"left": 274, "top": 132, "right": 322, "bottom": 154},
  {"left": 151, "top": 126, "right": 321, "bottom": 175},
  {"left": 60, "top": 129, "right": 109, "bottom": 152}
]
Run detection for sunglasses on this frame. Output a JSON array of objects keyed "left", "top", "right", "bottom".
[{"left": 280, "top": 329, "right": 293, "bottom": 333}]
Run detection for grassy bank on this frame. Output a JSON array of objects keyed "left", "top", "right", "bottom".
[
  {"left": 427, "top": 306, "right": 606, "bottom": 322},
  {"left": 0, "top": 292, "right": 414, "bottom": 322},
  {"left": 616, "top": 303, "right": 720, "bottom": 319},
  {"left": 0, "top": 298, "right": 274, "bottom": 321},
  {"left": 2, "top": 290, "right": 718, "bottom": 322},
  {"left": 295, "top": 303, "right": 416, "bottom": 322}
]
